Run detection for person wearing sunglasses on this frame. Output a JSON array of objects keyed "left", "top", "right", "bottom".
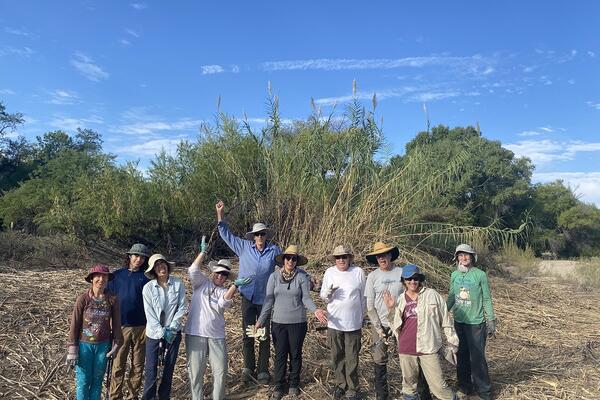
[
  {"left": 184, "top": 240, "right": 252, "bottom": 400},
  {"left": 255, "top": 245, "right": 328, "bottom": 400},
  {"left": 320, "top": 245, "right": 366, "bottom": 400},
  {"left": 386, "top": 264, "right": 459, "bottom": 400},
  {"left": 216, "top": 200, "right": 281, "bottom": 384}
]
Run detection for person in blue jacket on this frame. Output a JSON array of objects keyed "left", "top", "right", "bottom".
[
  {"left": 107, "top": 243, "right": 150, "bottom": 400},
  {"left": 216, "top": 200, "right": 281, "bottom": 384}
]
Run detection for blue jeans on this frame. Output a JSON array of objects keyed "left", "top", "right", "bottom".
[
  {"left": 75, "top": 341, "right": 110, "bottom": 400},
  {"left": 143, "top": 333, "right": 182, "bottom": 400}
]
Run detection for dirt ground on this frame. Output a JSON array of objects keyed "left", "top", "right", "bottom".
[{"left": 1, "top": 260, "right": 599, "bottom": 400}]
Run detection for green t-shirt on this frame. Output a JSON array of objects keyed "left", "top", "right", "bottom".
[{"left": 447, "top": 267, "right": 495, "bottom": 324}]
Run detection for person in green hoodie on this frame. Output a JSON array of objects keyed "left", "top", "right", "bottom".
[{"left": 447, "top": 244, "right": 496, "bottom": 400}]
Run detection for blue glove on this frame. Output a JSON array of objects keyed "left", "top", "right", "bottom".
[
  {"left": 164, "top": 328, "right": 177, "bottom": 344},
  {"left": 234, "top": 277, "right": 252, "bottom": 287},
  {"left": 199, "top": 235, "right": 207, "bottom": 253}
]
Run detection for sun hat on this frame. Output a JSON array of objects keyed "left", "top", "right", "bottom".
[
  {"left": 453, "top": 244, "right": 478, "bottom": 262},
  {"left": 401, "top": 264, "right": 425, "bottom": 281},
  {"left": 366, "top": 241, "right": 400, "bottom": 264},
  {"left": 208, "top": 259, "right": 237, "bottom": 280},
  {"left": 85, "top": 264, "right": 114, "bottom": 283},
  {"left": 244, "top": 222, "right": 273, "bottom": 240},
  {"left": 275, "top": 245, "right": 308, "bottom": 266},
  {"left": 329, "top": 245, "right": 354, "bottom": 263},
  {"left": 145, "top": 254, "right": 175, "bottom": 279},
  {"left": 126, "top": 243, "right": 150, "bottom": 257}
]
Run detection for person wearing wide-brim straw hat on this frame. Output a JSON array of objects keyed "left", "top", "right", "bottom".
[
  {"left": 107, "top": 243, "right": 150, "bottom": 400},
  {"left": 184, "top": 238, "right": 252, "bottom": 400},
  {"left": 256, "top": 245, "right": 328, "bottom": 400},
  {"left": 215, "top": 201, "right": 282, "bottom": 384},
  {"left": 364, "top": 242, "right": 404, "bottom": 400},
  {"left": 141, "top": 254, "right": 187, "bottom": 400},
  {"left": 320, "top": 245, "right": 366, "bottom": 400},
  {"left": 447, "top": 244, "right": 495, "bottom": 400},
  {"left": 67, "top": 265, "right": 123, "bottom": 400}
]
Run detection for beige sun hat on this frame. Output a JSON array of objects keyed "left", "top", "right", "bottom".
[
  {"left": 275, "top": 245, "right": 308, "bottom": 266},
  {"left": 208, "top": 259, "right": 237, "bottom": 280},
  {"left": 329, "top": 245, "right": 354, "bottom": 263},
  {"left": 145, "top": 254, "right": 175, "bottom": 279},
  {"left": 366, "top": 241, "right": 400, "bottom": 264},
  {"left": 244, "top": 222, "right": 273, "bottom": 240},
  {"left": 453, "top": 243, "right": 478, "bottom": 262}
]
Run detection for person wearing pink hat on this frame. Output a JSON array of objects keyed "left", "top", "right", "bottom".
[{"left": 67, "top": 265, "right": 123, "bottom": 400}]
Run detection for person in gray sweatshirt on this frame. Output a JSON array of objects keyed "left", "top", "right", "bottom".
[{"left": 255, "top": 245, "right": 328, "bottom": 400}]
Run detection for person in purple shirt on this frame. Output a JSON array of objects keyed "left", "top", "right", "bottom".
[{"left": 216, "top": 201, "right": 281, "bottom": 384}]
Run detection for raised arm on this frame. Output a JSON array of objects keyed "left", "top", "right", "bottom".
[
  {"left": 189, "top": 251, "right": 210, "bottom": 289},
  {"left": 216, "top": 201, "right": 245, "bottom": 256}
]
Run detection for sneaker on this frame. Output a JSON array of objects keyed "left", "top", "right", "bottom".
[
  {"left": 270, "top": 390, "right": 284, "bottom": 400},
  {"left": 333, "top": 387, "right": 345, "bottom": 399},
  {"left": 257, "top": 372, "right": 271, "bottom": 384}
]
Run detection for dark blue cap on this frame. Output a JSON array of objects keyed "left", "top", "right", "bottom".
[{"left": 402, "top": 264, "right": 423, "bottom": 279}]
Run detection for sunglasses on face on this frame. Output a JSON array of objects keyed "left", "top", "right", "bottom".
[
  {"left": 283, "top": 255, "right": 298, "bottom": 262},
  {"left": 334, "top": 255, "right": 348, "bottom": 260},
  {"left": 254, "top": 231, "right": 267, "bottom": 237},
  {"left": 215, "top": 271, "right": 229, "bottom": 277},
  {"left": 404, "top": 276, "right": 421, "bottom": 282}
]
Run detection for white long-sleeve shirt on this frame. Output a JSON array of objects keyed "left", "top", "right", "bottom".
[
  {"left": 319, "top": 265, "right": 366, "bottom": 331},
  {"left": 184, "top": 262, "right": 233, "bottom": 339},
  {"left": 142, "top": 276, "right": 187, "bottom": 340}
]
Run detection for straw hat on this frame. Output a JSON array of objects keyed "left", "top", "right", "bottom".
[
  {"left": 245, "top": 223, "right": 273, "bottom": 240},
  {"left": 208, "top": 259, "right": 237, "bottom": 280},
  {"left": 85, "top": 264, "right": 114, "bottom": 283},
  {"left": 329, "top": 245, "right": 354, "bottom": 263},
  {"left": 145, "top": 254, "right": 175, "bottom": 279},
  {"left": 453, "top": 243, "right": 478, "bottom": 262},
  {"left": 366, "top": 241, "right": 400, "bottom": 264},
  {"left": 275, "top": 245, "right": 308, "bottom": 266}
]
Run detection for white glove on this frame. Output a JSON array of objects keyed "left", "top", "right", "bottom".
[
  {"left": 106, "top": 342, "right": 119, "bottom": 359},
  {"left": 443, "top": 344, "right": 458, "bottom": 365},
  {"left": 66, "top": 345, "right": 78, "bottom": 368},
  {"left": 325, "top": 285, "right": 338, "bottom": 300},
  {"left": 245, "top": 325, "right": 267, "bottom": 341}
]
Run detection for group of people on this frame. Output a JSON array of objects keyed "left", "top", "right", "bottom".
[{"left": 67, "top": 200, "right": 497, "bottom": 400}]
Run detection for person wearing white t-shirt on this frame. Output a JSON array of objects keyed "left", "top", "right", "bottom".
[
  {"left": 320, "top": 245, "right": 366, "bottom": 400},
  {"left": 184, "top": 242, "right": 252, "bottom": 400}
]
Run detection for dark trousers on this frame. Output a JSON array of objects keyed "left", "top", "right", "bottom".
[
  {"left": 241, "top": 297, "right": 271, "bottom": 374},
  {"left": 271, "top": 321, "right": 307, "bottom": 391},
  {"left": 142, "top": 333, "right": 182, "bottom": 400},
  {"left": 455, "top": 322, "right": 491, "bottom": 399},
  {"left": 329, "top": 328, "right": 361, "bottom": 396}
]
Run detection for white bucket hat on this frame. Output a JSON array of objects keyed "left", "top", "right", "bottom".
[
  {"left": 245, "top": 222, "right": 273, "bottom": 240},
  {"left": 145, "top": 254, "right": 175, "bottom": 279},
  {"left": 208, "top": 259, "right": 237, "bottom": 280},
  {"left": 453, "top": 244, "right": 478, "bottom": 263}
]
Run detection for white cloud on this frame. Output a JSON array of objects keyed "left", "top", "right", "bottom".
[
  {"left": 119, "top": 39, "right": 132, "bottom": 46},
  {"left": 113, "top": 119, "right": 203, "bottom": 135},
  {"left": 125, "top": 29, "right": 140, "bottom": 38},
  {"left": 505, "top": 139, "right": 600, "bottom": 165},
  {"left": 588, "top": 51, "right": 596, "bottom": 58},
  {"left": 587, "top": 101, "right": 600, "bottom": 110},
  {"left": 70, "top": 52, "right": 109, "bottom": 82},
  {"left": 201, "top": 65, "right": 225, "bottom": 75},
  {"left": 538, "top": 127, "right": 554, "bottom": 133},
  {"left": 0, "top": 89, "right": 15, "bottom": 95},
  {"left": 4, "top": 27, "right": 34, "bottom": 38},
  {"left": 47, "top": 89, "right": 80, "bottom": 105},
  {"left": 0, "top": 45, "right": 34, "bottom": 57},
  {"left": 518, "top": 130, "right": 545, "bottom": 137},
  {"left": 534, "top": 172, "right": 600, "bottom": 206},
  {"left": 130, "top": 3, "right": 147, "bottom": 10},
  {"left": 231, "top": 64, "right": 240, "bottom": 73},
  {"left": 116, "top": 137, "right": 186, "bottom": 156},
  {"left": 315, "top": 86, "right": 477, "bottom": 106},
  {"left": 49, "top": 115, "right": 104, "bottom": 131}
]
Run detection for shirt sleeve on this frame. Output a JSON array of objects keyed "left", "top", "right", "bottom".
[
  {"left": 169, "top": 280, "right": 188, "bottom": 331},
  {"left": 435, "top": 290, "right": 459, "bottom": 347},
  {"left": 189, "top": 261, "right": 210, "bottom": 289},
  {"left": 142, "top": 284, "right": 164, "bottom": 337},
  {"left": 68, "top": 293, "right": 86, "bottom": 346},
  {"left": 365, "top": 272, "right": 376, "bottom": 311},
  {"left": 300, "top": 274, "right": 318, "bottom": 313},
  {"left": 359, "top": 268, "right": 367, "bottom": 314},
  {"left": 480, "top": 271, "right": 496, "bottom": 321},
  {"left": 446, "top": 272, "right": 456, "bottom": 311},
  {"left": 110, "top": 294, "right": 124, "bottom": 346},
  {"left": 257, "top": 273, "right": 276, "bottom": 325},
  {"left": 218, "top": 220, "right": 245, "bottom": 256}
]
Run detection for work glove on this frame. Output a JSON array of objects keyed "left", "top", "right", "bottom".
[
  {"left": 324, "top": 285, "right": 338, "bottom": 300},
  {"left": 486, "top": 319, "right": 497, "bottom": 337},
  {"left": 245, "top": 325, "right": 267, "bottom": 341},
  {"left": 442, "top": 344, "right": 458, "bottom": 366},
  {"left": 199, "top": 235, "right": 207, "bottom": 253},
  {"left": 234, "top": 277, "right": 252, "bottom": 287},
  {"left": 66, "top": 345, "right": 78, "bottom": 368},
  {"left": 164, "top": 328, "right": 177, "bottom": 344},
  {"left": 106, "top": 342, "right": 119, "bottom": 359}
]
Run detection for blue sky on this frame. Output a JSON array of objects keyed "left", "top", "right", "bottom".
[{"left": 2, "top": 1, "right": 600, "bottom": 204}]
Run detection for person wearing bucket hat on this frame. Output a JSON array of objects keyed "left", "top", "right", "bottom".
[
  {"left": 216, "top": 200, "right": 282, "bottom": 384},
  {"left": 447, "top": 244, "right": 495, "bottom": 400},
  {"left": 184, "top": 239, "right": 253, "bottom": 400},
  {"left": 67, "top": 265, "right": 123, "bottom": 400},
  {"left": 364, "top": 242, "right": 404, "bottom": 400},
  {"left": 107, "top": 243, "right": 150, "bottom": 400},
  {"left": 320, "top": 245, "right": 366, "bottom": 400},
  {"left": 141, "top": 254, "right": 187, "bottom": 400},
  {"left": 387, "top": 265, "right": 459, "bottom": 400},
  {"left": 255, "top": 245, "right": 327, "bottom": 400}
]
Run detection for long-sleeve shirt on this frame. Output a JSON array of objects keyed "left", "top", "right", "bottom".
[
  {"left": 218, "top": 220, "right": 281, "bottom": 305},
  {"left": 184, "top": 261, "right": 233, "bottom": 339},
  {"left": 142, "top": 277, "right": 187, "bottom": 340},
  {"left": 258, "top": 268, "right": 317, "bottom": 325},
  {"left": 68, "top": 289, "right": 123, "bottom": 346},
  {"left": 319, "top": 265, "right": 366, "bottom": 331},
  {"left": 391, "top": 287, "right": 459, "bottom": 354},
  {"left": 447, "top": 267, "right": 495, "bottom": 324},
  {"left": 365, "top": 266, "right": 404, "bottom": 328},
  {"left": 106, "top": 268, "right": 149, "bottom": 327}
]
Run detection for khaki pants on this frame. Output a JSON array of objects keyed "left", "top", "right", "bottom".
[
  {"left": 398, "top": 353, "right": 455, "bottom": 400},
  {"left": 328, "top": 328, "right": 361, "bottom": 396},
  {"left": 110, "top": 326, "right": 146, "bottom": 400}
]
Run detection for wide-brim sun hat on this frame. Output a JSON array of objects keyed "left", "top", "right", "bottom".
[
  {"left": 145, "top": 253, "right": 175, "bottom": 279},
  {"left": 245, "top": 222, "right": 273, "bottom": 241},
  {"left": 366, "top": 241, "right": 400, "bottom": 264},
  {"left": 329, "top": 245, "right": 354, "bottom": 263},
  {"left": 275, "top": 245, "right": 308, "bottom": 266},
  {"left": 126, "top": 243, "right": 150, "bottom": 257},
  {"left": 401, "top": 264, "right": 425, "bottom": 281},
  {"left": 453, "top": 243, "right": 478, "bottom": 262},
  {"left": 85, "top": 264, "right": 114, "bottom": 283},
  {"left": 208, "top": 259, "right": 237, "bottom": 280}
]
